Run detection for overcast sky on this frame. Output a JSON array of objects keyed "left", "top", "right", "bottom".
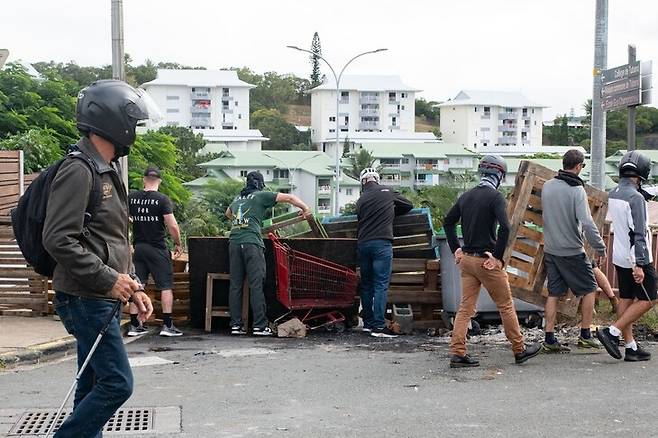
[{"left": 3, "top": 0, "right": 657, "bottom": 119}]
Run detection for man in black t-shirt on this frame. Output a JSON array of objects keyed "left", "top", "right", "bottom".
[{"left": 128, "top": 166, "right": 183, "bottom": 337}]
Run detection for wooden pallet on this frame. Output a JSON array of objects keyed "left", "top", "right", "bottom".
[
  {"left": 0, "top": 223, "right": 49, "bottom": 316},
  {"left": 503, "top": 161, "right": 608, "bottom": 317}
]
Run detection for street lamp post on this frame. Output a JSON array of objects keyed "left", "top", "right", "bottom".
[{"left": 286, "top": 46, "right": 388, "bottom": 215}]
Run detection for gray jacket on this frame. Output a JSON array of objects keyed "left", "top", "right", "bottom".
[
  {"left": 608, "top": 178, "right": 652, "bottom": 268},
  {"left": 43, "top": 137, "right": 132, "bottom": 299},
  {"left": 541, "top": 177, "right": 606, "bottom": 257}
]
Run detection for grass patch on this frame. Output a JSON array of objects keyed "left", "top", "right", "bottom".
[
  {"left": 638, "top": 309, "right": 658, "bottom": 331},
  {"left": 0, "top": 357, "right": 5, "bottom": 369}
]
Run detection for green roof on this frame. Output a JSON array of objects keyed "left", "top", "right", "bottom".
[
  {"left": 356, "top": 142, "right": 475, "bottom": 159},
  {"left": 607, "top": 150, "right": 658, "bottom": 164},
  {"left": 198, "top": 150, "right": 342, "bottom": 176}
]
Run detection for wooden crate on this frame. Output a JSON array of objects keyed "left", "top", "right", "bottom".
[{"left": 503, "top": 161, "right": 608, "bottom": 317}]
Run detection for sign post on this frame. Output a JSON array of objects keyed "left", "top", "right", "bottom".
[
  {"left": 0, "top": 49, "right": 9, "bottom": 69},
  {"left": 601, "top": 45, "right": 653, "bottom": 151}
]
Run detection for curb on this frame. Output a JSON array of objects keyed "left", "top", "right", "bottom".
[{"left": 0, "top": 320, "right": 131, "bottom": 370}]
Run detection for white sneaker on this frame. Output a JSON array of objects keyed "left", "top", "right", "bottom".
[
  {"left": 231, "top": 325, "right": 247, "bottom": 335},
  {"left": 252, "top": 327, "right": 273, "bottom": 336},
  {"left": 127, "top": 325, "right": 148, "bottom": 337}
]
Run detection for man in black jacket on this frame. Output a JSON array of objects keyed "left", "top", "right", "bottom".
[
  {"left": 356, "top": 167, "right": 413, "bottom": 338},
  {"left": 443, "top": 155, "right": 541, "bottom": 367}
]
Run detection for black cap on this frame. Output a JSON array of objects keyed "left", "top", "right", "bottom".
[{"left": 144, "top": 166, "right": 161, "bottom": 178}]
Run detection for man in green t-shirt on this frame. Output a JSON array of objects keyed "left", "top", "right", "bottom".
[{"left": 226, "top": 171, "right": 311, "bottom": 335}]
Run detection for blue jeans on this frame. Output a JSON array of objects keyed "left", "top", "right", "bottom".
[
  {"left": 358, "top": 239, "right": 393, "bottom": 329},
  {"left": 53, "top": 292, "right": 133, "bottom": 438}
]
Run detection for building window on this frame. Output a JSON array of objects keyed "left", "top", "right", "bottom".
[
  {"left": 483, "top": 142, "right": 488, "bottom": 147},
  {"left": 392, "top": 116, "right": 397, "bottom": 126},
  {"left": 240, "top": 170, "right": 248, "bottom": 177},
  {"left": 329, "top": 116, "right": 336, "bottom": 122},
  {"left": 474, "top": 107, "right": 478, "bottom": 112},
  {"left": 522, "top": 108, "right": 528, "bottom": 115},
  {"left": 273, "top": 169, "right": 289, "bottom": 179},
  {"left": 346, "top": 188, "right": 353, "bottom": 196},
  {"left": 532, "top": 108, "right": 535, "bottom": 114},
  {"left": 222, "top": 87, "right": 229, "bottom": 95},
  {"left": 235, "top": 101, "right": 238, "bottom": 106},
  {"left": 166, "top": 95, "right": 179, "bottom": 100},
  {"left": 401, "top": 158, "right": 409, "bottom": 164},
  {"left": 401, "top": 105, "right": 405, "bottom": 110},
  {"left": 340, "top": 91, "right": 349, "bottom": 103},
  {"left": 166, "top": 108, "right": 179, "bottom": 113},
  {"left": 506, "top": 108, "right": 513, "bottom": 112},
  {"left": 389, "top": 92, "right": 396, "bottom": 99},
  {"left": 266, "top": 170, "right": 270, "bottom": 175},
  {"left": 534, "top": 121, "right": 537, "bottom": 126},
  {"left": 484, "top": 107, "right": 490, "bottom": 113},
  {"left": 329, "top": 128, "right": 335, "bottom": 133},
  {"left": 401, "top": 92, "right": 407, "bottom": 98},
  {"left": 238, "top": 114, "right": 242, "bottom": 119}
]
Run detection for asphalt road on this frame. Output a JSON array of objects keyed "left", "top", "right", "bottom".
[{"left": 2, "top": 329, "right": 658, "bottom": 438}]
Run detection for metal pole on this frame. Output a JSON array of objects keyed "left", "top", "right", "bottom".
[
  {"left": 111, "top": 0, "right": 129, "bottom": 192},
  {"left": 628, "top": 45, "right": 637, "bottom": 151},
  {"left": 590, "top": 0, "right": 608, "bottom": 190},
  {"left": 334, "top": 82, "right": 340, "bottom": 215}
]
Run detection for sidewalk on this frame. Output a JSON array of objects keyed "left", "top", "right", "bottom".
[{"left": 0, "top": 316, "right": 75, "bottom": 369}]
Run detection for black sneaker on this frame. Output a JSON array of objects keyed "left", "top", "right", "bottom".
[
  {"left": 625, "top": 344, "right": 652, "bottom": 362},
  {"left": 230, "top": 325, "right": 247, "bottom": 335},
  {"left": 596, "top": 327, "right": 622, "bottom": 359},
  {"left": 370, "top": 327, "right": 398, "bottom": 338},
  {"left": 127, "top": 325, "right": 148, "bottom": 337},
  {"left": 515, "top": 342, "right": 542, "bottom": 364},
  {"left": 450, "top": 354, "right": 480, "bottom": 368},
  {"left": 252, "top": 327, "right": 273, "bottom": 337}
]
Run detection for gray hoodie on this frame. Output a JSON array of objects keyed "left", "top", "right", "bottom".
[{"left": 541, "top": 175, "right": 606, "bottom": 257}]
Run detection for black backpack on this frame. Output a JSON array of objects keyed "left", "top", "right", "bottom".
[{"left": 11, "top": 149, "right": 102, "bottom": 277}]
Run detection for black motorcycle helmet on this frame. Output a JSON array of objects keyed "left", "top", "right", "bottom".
[
  {"left": 619, "top": 151, "right": 651, "bottom": 181},
  {"left": 76, "top": 80, "right": 161, "bottom": 159},
  {"left": 246, "top": 171, "right": 266, "bottom": 190}
]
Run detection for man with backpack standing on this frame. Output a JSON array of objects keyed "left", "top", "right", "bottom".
[
  {"left": 598, "top": 151, "right": 657, "bottom": 362},
  {"left": 42, "top": 80, "right": 155, "bottom": 437},
  {"left": 127, "top": 165, "right": 184, "bottom": 338},
  {"left": 356, "top": 168, "right": 413, "bottom": 338},
  {"left": 443, "top": 155, "right": 541, "bottom": 367},
  {"left": 226, "top": 171, "right": 311, "bottom": 336}
]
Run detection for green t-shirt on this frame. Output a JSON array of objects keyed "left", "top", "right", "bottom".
[{"left": 229, "top": 191, "right": 278, "bottom": 247}]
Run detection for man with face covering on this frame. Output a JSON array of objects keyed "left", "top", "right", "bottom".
[
  {"left": 43, "top": 80, "right": 155, "bottom": 437},
  {"left": 443, "top": 155, "right": 541, "bottom": 368},
  {"left": 226, "top": 171, "right": 311, "bottom": 336}
]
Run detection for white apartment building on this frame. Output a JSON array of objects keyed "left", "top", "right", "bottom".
[
  {"left": 438, "top": 90, "right": 546, "bottom": 154},
  {"left": 142, "top": 69, "right": 267, "bottom": 153},
  {"left": 310, "top": 75, "right": 436, "bottom": 155}
]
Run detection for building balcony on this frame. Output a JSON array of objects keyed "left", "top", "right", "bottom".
[
  {"left": 318, "top": 185, "right": 332, "bottom": 195},
  {"left": 221, "top": 108, "right": 233, "bottom": 114},
  {"left": 522, "top": 137, "right": 530, "bottom": 144},
  {"left": 388, "top": 99, "right": 400, "bottom": 105},
  {"left": 414, "top": 179, "right": 432, "bottom": 186},
  {"left": 498, "top": 136, "right": 518, "bottom": 144},
  {"left": 317, "top": 205, "right": 331, "bottom": 214},
  {"left": 271, "top": 177, "right": 290, "bottom": 185},
  {"left": 339, "top": 98, "right": 349, "bottom": 104},
  {"left": 481, "top": 113, "right": 491, "bottom": 119},
  {"left": 416, "top": 163, "right": 440, "bottom": 171},
  {"left": 359, "top": 95, "right": 379, "bottom": 104},
  {"left": 499, "top": 125, "right": 517, "bottom": 132},
  {"left": 191, "top": 106, "right": 211, "bottom": 114},
  {"left": 359, "top": 122, "right": 380, "bottom": 130},
  {"left": 221, "top": 95, "right": 233, "bottom": 101},
  {"left": 499, "top": 112, "right": 517, "bottom": 120},
  {"left": 191, "top": 117, "right": 212, "bottom": 127},
  {"left": 380, "top": 178, "right": 400, "bottom": 186},
  {"left": 388, "top": 125, "right": 401, "bottom": 130},
  {"left": 521, "top": 113, "right": 530, "bottom": 119},
  {"left": 521, "top": 127, "right": 530, "bottom": 133},
  {"left": 191, "top": 90, "right": 211, "bottom": 99},
  {"left": 359, "top": 108, "right": 379, "bottom": 117},
  {"left": 381, "top": 162, "right": 401, "bottom": 169}
]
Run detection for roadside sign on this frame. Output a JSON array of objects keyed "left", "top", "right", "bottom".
[
  {"left": 601, "top": 76, "right": 641, "bottom": 96},
  {"left": 601, "top": 89, "right": 641, "bottom": 111},
  {"left": 602, "top": 61, "right": 640, "bottom": 84},
  {"left": 0, "top": 49, "right": 8, "bottom": 69}
]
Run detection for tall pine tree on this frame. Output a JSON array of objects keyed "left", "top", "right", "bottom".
[{"left": 310, "top": 32, "right": 322, "bottom": 87}]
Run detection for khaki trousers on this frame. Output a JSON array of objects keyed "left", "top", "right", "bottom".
[{"left": 450, "top": 255, "right": 525, "bottom": 356}]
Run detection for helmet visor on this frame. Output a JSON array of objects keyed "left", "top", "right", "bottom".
[{"left": 129, "top": 88, "right": 163, "bottom": 126}]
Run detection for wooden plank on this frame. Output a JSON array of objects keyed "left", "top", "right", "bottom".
[
  {"left": 392, "top": 258, "right": 427, "bottom": 272},
  {"left": 387, "top": 290, "right": 441, "bottom": 304},
  {"left": 517, "top": 225, "right": 543, "bottom": 242},
  {"left": 513, "top": 240, "right": 539, "bottom": 257},
  {"left": 523, "top": 210, "right": 543, "bottom": 226},
  {"left": 393, "top": 233, "right": 432, "bottom": 247},
  {"left": 390, "top": 272, "right": 425, "bottom": 285},
  {"left": 508, "top": 256, "right": 533, "bottom": 275}
]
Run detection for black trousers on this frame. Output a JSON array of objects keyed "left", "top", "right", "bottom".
[{"left": 228, "top": 242, "right": 268, "bottom": 329}]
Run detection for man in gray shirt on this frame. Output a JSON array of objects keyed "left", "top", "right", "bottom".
[{"left": 541, "top": 149, "right": 607, "bottom": 352}]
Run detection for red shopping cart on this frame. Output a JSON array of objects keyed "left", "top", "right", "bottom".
[{"left": 269, "top": 233, "right": 358, "bottom": 331}]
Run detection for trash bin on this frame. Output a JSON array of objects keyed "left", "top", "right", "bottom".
[{"left": 438, "top": 235, "right": 544, "bottom": 328}]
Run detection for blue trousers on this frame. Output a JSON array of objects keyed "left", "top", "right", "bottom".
[
  {"left": 358, "top": 239, "right": 393, "bottom": 329},
  {"left": 53, "top": 292, "right": 133, "bottom": 438}
]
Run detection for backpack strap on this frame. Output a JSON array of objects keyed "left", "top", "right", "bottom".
[{"left": 67, "top": 150, "right": 103, "bottom": 238}]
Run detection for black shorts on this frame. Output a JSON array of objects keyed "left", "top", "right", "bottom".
[
  {"left": 545, "top": 253, "right": 597, "bottom": 297},
  {"left": 615, "top": 264, "right": 658, "bottom": 301},
  {"left": 133, "top": 243, "right": 173, "bottom": 290}
]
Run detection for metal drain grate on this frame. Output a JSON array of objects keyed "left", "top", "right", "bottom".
[{"left": 8, "top": 407, "right": 154, "bottom": 436}]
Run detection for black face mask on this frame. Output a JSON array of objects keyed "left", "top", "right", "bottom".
[{"left": 114, "top": 144, "right": 131, "bottom": 160}]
